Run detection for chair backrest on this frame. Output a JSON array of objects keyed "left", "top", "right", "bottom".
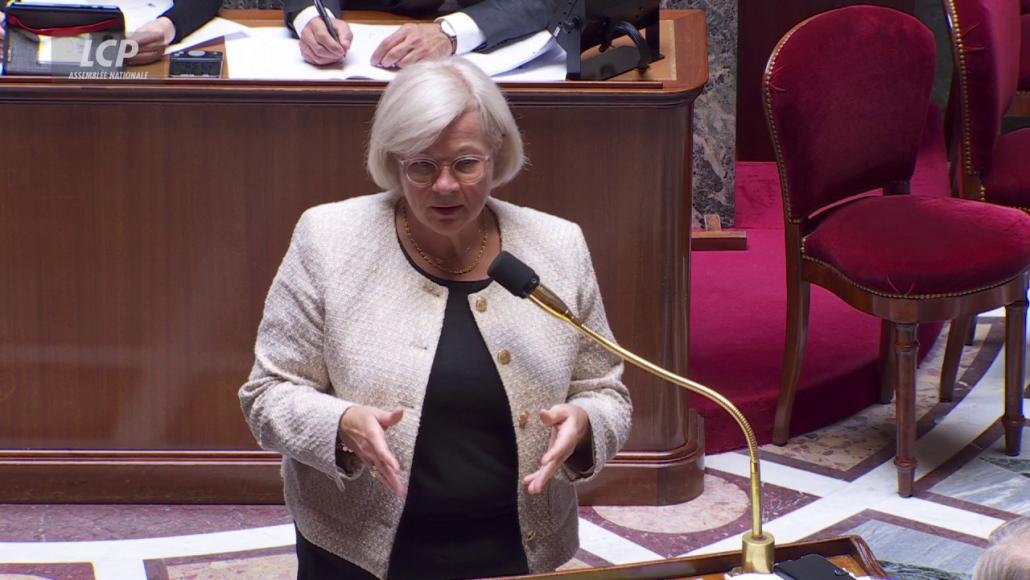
[
  {"left": 944, "top": 0, "right": 1022, "bottom": 177},
  {"left": 763, "top": 6, "right": 935, "bottom": 223},
  {"left": 1020, "top": 14, "right": 1030, "bottom": 91}
]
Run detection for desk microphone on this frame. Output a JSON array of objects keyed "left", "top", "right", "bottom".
[{"left": 488, "top": 250, "right": 776, "bottom": 574}]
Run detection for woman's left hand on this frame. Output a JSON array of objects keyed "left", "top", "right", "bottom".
[{"left": 524, "top": 404, "right": 591, "bottom": 495}]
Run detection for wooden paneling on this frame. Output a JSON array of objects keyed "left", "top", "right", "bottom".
[{"left": 0, "top": 10, "right": 708, "bottom": 505}]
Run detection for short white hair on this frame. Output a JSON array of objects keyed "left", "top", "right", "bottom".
[
  {"left": 973, "top": 518, "right": 1030, "bottom": 580},
  {"left": 367, "top": 58, "right": 525, "bottom": 192}
]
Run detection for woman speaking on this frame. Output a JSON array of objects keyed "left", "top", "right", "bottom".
[{"left": 240, "top": 57, "right": 632, "bottom": 580}]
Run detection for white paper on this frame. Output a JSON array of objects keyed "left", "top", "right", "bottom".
[
  {"left": 226, "top": 24, "right": 567, "bottom": 82},
  {"left": 492, "top": 41, "right": 567, "bottom": 82},
  {"left": 165, "top": 17, "right": 251, "bottom": 55},
  {"left": 226, "top": 26, "right": 395, "bottom": 81},
  {"left": 462, "top": 29, "right": 555, "bottom": 77}
]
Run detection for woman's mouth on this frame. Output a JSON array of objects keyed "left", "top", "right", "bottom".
[{"left": 430, "top": 205, "right": 463, "bottom": 217}]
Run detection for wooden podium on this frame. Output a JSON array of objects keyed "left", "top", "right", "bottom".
[
  {"left": 0, "top": 10, "right": 708, "bottom": 505},
  {"left": 506, "top": 536, "right": 887, "bottom": 579}
]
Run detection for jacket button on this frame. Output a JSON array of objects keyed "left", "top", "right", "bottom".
[
  {"left": 497, "top": 349, "right": 511, "bottom": 365},
  {"left": 525, "top": 530, "right": 536, "bottom": 542},
  {"left": 475, "top": 297, "right": 488, "bottom": 312},
  {"left": 518, "top": 411, "right": 530, "bottom": 428}
]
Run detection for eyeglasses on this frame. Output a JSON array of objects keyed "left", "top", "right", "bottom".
[{"left": 400, "top": 155, "right": 491, "bottom": 186}]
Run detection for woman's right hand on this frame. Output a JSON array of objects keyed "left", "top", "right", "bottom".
[{"left": 338, "top": 405, "right": 406, "bottom": 497}]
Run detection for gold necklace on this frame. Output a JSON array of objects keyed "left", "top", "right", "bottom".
[{"left": 401, "top": 203, "right": 489, "bottom": 276}]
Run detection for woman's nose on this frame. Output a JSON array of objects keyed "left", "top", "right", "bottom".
[{"left": 432, "top": 165, "right": 460, "bottom": 192}]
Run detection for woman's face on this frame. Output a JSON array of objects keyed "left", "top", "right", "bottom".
[{"left": 399, "top": 110, "right": 494, "bottom": 237}]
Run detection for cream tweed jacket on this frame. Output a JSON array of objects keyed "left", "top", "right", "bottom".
[{"left": 239, "top": 192, "right": 632, "bottom": 578}]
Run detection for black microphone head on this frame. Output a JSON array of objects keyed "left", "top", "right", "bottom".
[{"left": 488, "top": 251, "right": 540, "bottom": 298}]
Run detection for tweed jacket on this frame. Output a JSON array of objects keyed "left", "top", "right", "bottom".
[{"left": 239, "top": 192, "right": 632, "bottom": 578}]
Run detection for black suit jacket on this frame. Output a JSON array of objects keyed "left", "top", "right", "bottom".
[
  {"left": 161, "top": 0, "right": 222, "bottom": 43},
  {"left": 282, "top": 0, "right": 556, "bottom": 52}
]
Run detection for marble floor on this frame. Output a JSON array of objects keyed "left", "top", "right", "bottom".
[{"left": 1, "top": 311, "right": 1027, "bottom": 580}]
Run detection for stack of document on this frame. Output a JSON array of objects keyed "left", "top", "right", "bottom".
[{"left": 224, "top": 24, "right": 567, "bottom": 82}]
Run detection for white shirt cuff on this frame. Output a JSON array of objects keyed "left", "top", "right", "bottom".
[
  {"left": 293, "top": 5, "right": 325, "bottom": 37},
  {"left": 438, "top": 12, "right": 484, "bottom": 55}
]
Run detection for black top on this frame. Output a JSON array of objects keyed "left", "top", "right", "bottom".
[
  {"left": 402, "top": 260, "right": 518, "bottom": 520},
  {"left": 386, "top": 250, "right": 527, "bottom": 579},
  {"left": 161, "top": 0, "right": 221, "bottom": 43}
]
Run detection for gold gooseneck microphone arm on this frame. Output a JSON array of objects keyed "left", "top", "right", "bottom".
[{"left": 526, "top": 285, "right": 775, "bottom": 574}]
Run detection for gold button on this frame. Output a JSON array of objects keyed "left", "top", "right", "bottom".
[
  {"left": 475, "top": 297, "right": 487, "bottom": 312},
  {"left": 518, "top": 411, "right": 530, "bottom": 428},
  {"left": 525, "top": 530, "right": 536, "bottom": 541},
  {"left": 497, "top": 349, "right": 511, "bottom": 365}
]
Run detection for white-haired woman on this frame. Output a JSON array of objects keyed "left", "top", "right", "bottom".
[
  {"left": 240, "top": 58, "right": 632, "bottom": 580},
  {"left": 973, "top": 517, "right": 1030, "bottom": 580}
]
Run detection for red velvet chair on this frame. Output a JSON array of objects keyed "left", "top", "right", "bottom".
[
  {"left": 939, "top": 0, "right": 1030, "bottom": 399},
  {"left": 1017, "top": 2, "right": 1030, "bottom": 116},
  {"left": 764, "top": 5, "right": 1030, "bottom": 497}
]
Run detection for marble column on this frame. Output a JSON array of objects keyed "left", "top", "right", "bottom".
[{"left": 663, "top": 0, "right": 737, "bottom": 227}]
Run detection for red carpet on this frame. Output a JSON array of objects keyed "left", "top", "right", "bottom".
[{"left": 690, "top": 106, "right": 948, "bottom": 452}]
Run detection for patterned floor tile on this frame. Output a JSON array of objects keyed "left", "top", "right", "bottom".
[
  {"left": 0, "top": 505, "right": 292, "bottom": 542},
  {"left": 927, "top": 427, "right": 1030, "bottom": 516},
  {"left": 760, "top": 321, "right": 1003, "bottom": 481},
  {"left": 582, "top": 472, "right": 817, "bottom": 558},
  {"left": 808, "top": 511, "right": 987, "bottom": 578},
  {"left": 980, "top": 456, "right": 1030, "bottom": 478},
  {"left": 0, "top": 563, "right": 94, "bottom": 579},
  {"left": 880, "top": 561, "right": 969, "bottom": 580},
  {"left": 144, "top": 547, "right": 295, "bottom": 580}
]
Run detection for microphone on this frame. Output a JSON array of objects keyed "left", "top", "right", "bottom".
[
  {"left": 488, "top": 251, "right": 776, "bottom": 574},
  {"left": 488, "top": 251, "right": 578, "bottom": 324}
]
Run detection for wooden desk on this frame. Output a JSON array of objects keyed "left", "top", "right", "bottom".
[
  {"left": 0, "top": 10, "right": 708, "bottom": 505},
  {"left": 508, "top": 536, "right": 888, "bottom": 579}
]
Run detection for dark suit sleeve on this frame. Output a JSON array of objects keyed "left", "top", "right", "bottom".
[
  {"left": 459, "top": 0, "right": 556, "bottom": 51},
  {"left": 284, "top": 0, "right": 343, "bottom": 34},
  {"left": 160, "top": 0, "right": 222, "bottom": 43}
]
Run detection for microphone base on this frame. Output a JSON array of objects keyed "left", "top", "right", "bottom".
[{"left": 740, "top": 532, "right": 775, "bottom": 574}]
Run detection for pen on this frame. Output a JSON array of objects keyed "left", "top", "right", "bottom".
[{"left": 313, "top": 0, "right": 341, "bottom": 45}]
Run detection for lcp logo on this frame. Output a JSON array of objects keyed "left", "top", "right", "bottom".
[{"left": 78, "top": 36, "right": 140, "bottom": 67}]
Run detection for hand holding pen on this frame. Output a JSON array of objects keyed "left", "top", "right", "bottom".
[{"left": 300, "top": 0, "right": 352, "bottom": 66}]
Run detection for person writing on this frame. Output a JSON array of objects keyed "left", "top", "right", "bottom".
[
  {"left": 284, "top": 0, "right": 556, "bottom": 68},
  {"left": 0, "top": 0, "right": 221, "bottom": 65},
  {"left": 239, "top": 57, "right": 632, "bottom": 579}
]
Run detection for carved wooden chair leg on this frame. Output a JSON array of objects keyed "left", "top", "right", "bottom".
[
  {"left": 774, "top": 279, "right": 811, "bottom": 446},
  {"left": 1004, "top": 298, "right": 1027, "bottom": 455},
  {"left": 940, "top": 316, "right": 973, "bottom": 402},
  {"left": 878, "top": 320, "right": 896, "bottom": 404},
  {"left": 894, "top": 322, "right": 920, "bottom": 497},
  {"left": 965, "top": 314, "right": 978, "bottom": 345}
]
